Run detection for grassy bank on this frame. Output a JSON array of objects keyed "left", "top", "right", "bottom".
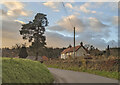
[{"left": 2, "top": 58, "right": 54, "bottom": 83}]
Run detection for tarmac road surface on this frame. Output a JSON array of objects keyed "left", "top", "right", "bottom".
[{"left": 48, "top": 68, "right": 118, "bottom": 83}]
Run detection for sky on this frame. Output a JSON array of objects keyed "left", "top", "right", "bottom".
[{"left": 1, "top": 1, "right": 119, "bottom": 50}]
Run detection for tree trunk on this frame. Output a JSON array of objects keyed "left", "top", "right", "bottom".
[
  {"left": 35, "top": 52, "right": 38, "bottom": 60},
  {"left": 35, "top": 26, "right": 39, "bottom": 61}
]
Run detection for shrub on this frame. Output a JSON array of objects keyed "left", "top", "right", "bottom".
[{"left": 19, "top": 46, "right": 28, "bottom": 58}]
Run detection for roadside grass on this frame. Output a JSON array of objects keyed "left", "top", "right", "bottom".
[
  {"left": 46, "top": 64, "right": 119, "bottom": 80},
  {"left": 0, "top": 57, "right": 2, "bottom": 85},
  {"left": 2, "top": 57, "right": 54, "bottom": 83}
]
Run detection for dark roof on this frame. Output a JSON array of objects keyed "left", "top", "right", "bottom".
[{"left": 61, "top": 45, "right": 88, "bottom": 54}]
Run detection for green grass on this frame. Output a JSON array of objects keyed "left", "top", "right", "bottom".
[
  {"left": 0, "top": 57, "right": 2, "bottom": 85},
  {"left": 46, "top": 64, "right": 119, "bottom": 80},
  {"left": 2, "top": 57, "right": 54, "bottom": 83}
]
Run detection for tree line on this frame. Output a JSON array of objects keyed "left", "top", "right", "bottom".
[
  {"left": 2, "top": 13, "right": 119, "bottom": 59},
  {"left": 2, "top": 44, "right": 66, "bottom": 59}
]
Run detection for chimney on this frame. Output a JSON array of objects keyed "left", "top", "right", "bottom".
[{"left": 80, "top": 42, "right": 83, "bottom": 46}]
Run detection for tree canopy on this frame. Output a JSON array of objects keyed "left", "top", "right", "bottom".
[{"left": 19, "top": 13, "right": 48, "bottom": 60}]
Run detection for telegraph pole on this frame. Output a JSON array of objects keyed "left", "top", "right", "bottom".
[
  {"left": 62, "top": 2, "right": 75, "bottom": 58},
  {"left": 74, "top": 27, "right": 75, "bottom": 58}
]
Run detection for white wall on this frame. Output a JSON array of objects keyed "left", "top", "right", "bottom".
[
  {"left": 61, "top": 47, "right": 87, "bottom": 59},
  {"left": 61, "top": 54, "right": 66, "bottom": 59},
  {"left": 76, "top": 47, "right": 87, "bottom": 57}
]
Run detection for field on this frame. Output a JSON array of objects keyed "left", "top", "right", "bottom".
[
  {"left": 44, "top": 57, "right": 119, "bottom": 79},
  {"left": 2, "top": 57, "right": 54, "bottom": 83}
]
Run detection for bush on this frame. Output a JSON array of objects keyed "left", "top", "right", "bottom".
[
  {"left": 44, "top": 58, "right": 119, "bottom": 79},
  {"left": 19, "top": 46, "right": 28, "bottom": 58}
]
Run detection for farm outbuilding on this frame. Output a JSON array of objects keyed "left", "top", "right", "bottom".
[{"left": 42, "top": 56, "right": 48, "bottom": 61}]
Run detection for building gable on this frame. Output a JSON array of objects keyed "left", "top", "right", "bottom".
[
  {"left": 61, "top": 45, "right": 88, "bottom": 54},
  {"left": 76, "top": 46, "right": 88, "bottom": 57}
]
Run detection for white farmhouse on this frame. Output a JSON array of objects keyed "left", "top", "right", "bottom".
[{"left": 61, "top": 42, "right": 89, "bottom": 59}]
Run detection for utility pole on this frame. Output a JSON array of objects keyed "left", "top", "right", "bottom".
[{"left": 74, "top": 27, "right": 75, "bottom": 58}]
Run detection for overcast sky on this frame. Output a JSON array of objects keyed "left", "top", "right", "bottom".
[{"left": 1, "top": 1, "right": 119, "bottom": 50}]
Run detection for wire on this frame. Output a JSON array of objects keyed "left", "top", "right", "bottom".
[
  {"left": 61, "top": 2, "right": 76, "bottom": 58},
  {"left": 61, "top": 2, "right": 74, "bottom": 28}
]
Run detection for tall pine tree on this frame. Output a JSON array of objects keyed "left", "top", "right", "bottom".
[{"left": 19, "top": 13, "right": 48, "bottom": 60}]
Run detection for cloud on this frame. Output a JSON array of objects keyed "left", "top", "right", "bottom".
[
  {"left": 88, "top": 17, "right": 108, "bottom": 32},
  {"left": 46, "top": 14, "right": 114, "bottom": 49},
  {"left": 43, "top": 2, "right": 60, "bottom": 12},
  {"left": 1, "top": 1, "right": 32, "bottom": 48},
  {"left": 2, "top": 19, "right": 22, "bottom": 33},
  {"left": 2, "top": 2, "right": 32, "bottom": 18},
  {"left": 48, "top": 15, "right": 87, "bottom": 36},
  {"left": 1, "top": 2, "right": 118, "bottom": 50},
  {"left": 57, "top": 15, "right": 86, "bottom": 33},
  {"left": 102, "top": 16, "right": 119, "bottom": 27},
  {"left": 43, "top": 2, "right": 57, "bottom": 9},
  {"left": 7, "top": 9, "right": 29, "bottom": 17},
  {"left": 75, "top": 29, "right": 112, "bottom": 49},
  {"left": 45, "top": 30, "right": 117, "bottom": 50},
  {"left": 2, "top": 21, "right": 25, "bottom": 48},
  {"left": 112, "top": 16, "right": 119, "bottom": 26},
  {"left": 65, "top": 2, "right": 96, "bottom": 14},
  {"left": 1, "top": 2, "right": 32, "bottom": 31},
  {"left": 3, "top": 2, "right": 24, "bottom": 10},
  {"left": 45, "top": 31, "right": 73, "bottom": 48},
  {"left": 79, "top": 3, "right": 96, "bottom": 13},
  {"left": 73, "top": 12, "right": 80, "bottom": 16},
  {"left": 54, "top": 9, "right": 60, "bottom": 12},
  {"left": 107, "top": 40, "right": 118, "bottom": 47},
  {"left": 49, "top": 15, "right": 109, "bottom": 34},
  {"left": 65, "top": 3, "right": 73, "bottom": 9},
  {"left": 14, "top": 20, "right": 25, "bottom": 24}
]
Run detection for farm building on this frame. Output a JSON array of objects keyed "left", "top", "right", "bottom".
[
  {"left": 27, "top": 56, "right": 48, "bottom": 61},
  {"left": 61, "top": 42, "right": 89, "bottom": 59},
  {"left": 42, "top": 56, "right": 48, "bottom": 61}
]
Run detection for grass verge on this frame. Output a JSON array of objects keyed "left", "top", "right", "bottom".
[
  {"left": 46, "top": 64, "right": 119, "bottom": 80},
  {"left": 2, "top": 57, "right": 54, "bottom": 83}
]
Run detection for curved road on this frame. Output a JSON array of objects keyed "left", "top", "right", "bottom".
[{"left": 48, "top": 68, "right": 118, "bottom": 83}]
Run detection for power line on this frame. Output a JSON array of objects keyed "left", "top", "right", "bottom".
[
  {"left": 61, "top": 2, "right": 74, "bottom": 28},
  {"left": 61, "top": 2, "right": 76, "bottom": 58}
]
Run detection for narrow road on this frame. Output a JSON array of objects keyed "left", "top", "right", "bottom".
[{"left": 48, "top": 68, "right": 118, "bottom": 83}]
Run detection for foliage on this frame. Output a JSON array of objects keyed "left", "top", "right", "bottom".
[
  {"left": 46, "top": 64, "right": 119, "bottom": 79},
  {"left": 2, "top": 58, "right": 54, "bottom": 83},
  {"left": 44, "top": 58, "right": 119, "bottom": 79},
  {"left": 19, "top": 13, "right": 48, "bottom": 59},
  {"left": 25, "top": 47, "right": 65, "bottom": 58},
  {"left": 2, "top": 46, "right": 65, "bottom": 59},
  {"left": 43, "top": 47, "right": 65, "bottom": 58},
  {"left": 2, "top": 48, "right": 18, "bottom": 57},
  {"left": 18, "top": 46, "right": 28, "bottom": 58}
]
